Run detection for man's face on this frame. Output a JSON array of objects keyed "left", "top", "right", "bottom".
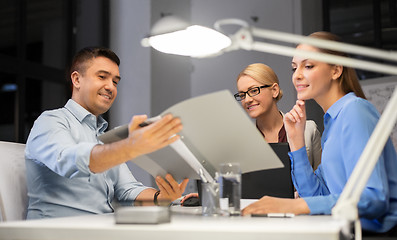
[{"left": 71, "top": 56, "right": 120, "bottom": 116}]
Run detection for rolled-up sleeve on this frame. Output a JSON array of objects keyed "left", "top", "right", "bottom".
[{"left": 113, "top": 164, "right": 151, "bottom": 202}]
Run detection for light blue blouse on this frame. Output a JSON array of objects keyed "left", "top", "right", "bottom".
[
  {"left": 289, "top": 92, "right": 397, "bottom": 232},
  {"left": 25, "top": 99, "right": 149, "bottom": 219}
]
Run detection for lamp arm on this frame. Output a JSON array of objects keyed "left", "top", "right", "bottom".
[
  {"left": 214, "top": 19, "right": 397, "bottom": 62},
  {"left": 214, "top": 18, "right": 249, "bottom": 31},
  {"left": 230, "top": 28, "right": 397, "bottom": 75},
  {"left": 250, "top": 26, "right": 397, "bottom": 62}
]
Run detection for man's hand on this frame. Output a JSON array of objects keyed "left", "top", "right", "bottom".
[
  {"left": 155, "top": 174, "right": 189, "bottom": 201},
  {"left": 126, "top": 114, "right": 183, "bottom": 159},
  {"left": 89, "top": 114, "right": 182, "bottom": 173},
  {"left": 284, "top": 100, "right": 307, "bottom": 151}
]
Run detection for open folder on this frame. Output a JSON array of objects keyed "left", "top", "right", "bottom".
[{"left": 99, "top": 90, "right": 283, "bottom": 181}]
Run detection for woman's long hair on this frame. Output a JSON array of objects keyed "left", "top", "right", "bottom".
[{"left": 307, "top": 32, "right": 366, "bottom": 99}]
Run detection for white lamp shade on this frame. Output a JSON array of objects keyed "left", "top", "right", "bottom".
[{"left": 145, "top": 25, "right": 232, "bottom": 57}]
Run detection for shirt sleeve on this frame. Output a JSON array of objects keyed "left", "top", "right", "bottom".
[
  {"left": 25, "top": 112, "right": 95, "bottom": 178},
  {"left": 289, "top": 147, "right": 330, "bottom": 198},
  {"left": 113, "top": 164, "right": 152, "bottom": 202},
  {"left": 291, "top": 143, "right": 386, "bottom": 216},
  {"left": 304, "top": 194, "right": 339, "bottom": 215}
]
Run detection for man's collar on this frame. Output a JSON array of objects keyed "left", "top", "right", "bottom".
[
  {"left": 64, "top": 99, "right": 109, "bottom": 132},
  {"left": 65, "top": 99, "right": 93, "bottom": 123}
]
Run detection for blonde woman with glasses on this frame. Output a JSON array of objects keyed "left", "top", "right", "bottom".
[{"left": 235, "top": 63, "right": 321, "bottom": 170}]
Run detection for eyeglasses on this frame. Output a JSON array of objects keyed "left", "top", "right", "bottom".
[{"left": 234, "top": 85, "right": 272, "bottom": 101}]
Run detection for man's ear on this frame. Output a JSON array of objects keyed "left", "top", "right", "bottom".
[
  {"left": 332, "top": 65, "right": 343, "bottom": 80},
  {"left": 70, "top": 71, "right": 81, "bottom": 89}
]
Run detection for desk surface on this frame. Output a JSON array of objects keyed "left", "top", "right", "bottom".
[{"left": 0, "top": 206, "right": 350, "bottom": 240}]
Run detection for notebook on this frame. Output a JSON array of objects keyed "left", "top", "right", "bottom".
[{"left": 241, "top": 142, "right": 294, "bottom": 199}]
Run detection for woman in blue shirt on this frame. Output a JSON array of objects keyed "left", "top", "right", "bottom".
[{"left": 242, "top": 32, "right": 397, "bottom": 235}]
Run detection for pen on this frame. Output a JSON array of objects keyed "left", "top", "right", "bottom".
[{"left": 251, "top": 213, "right": 295, "bottom": 218}]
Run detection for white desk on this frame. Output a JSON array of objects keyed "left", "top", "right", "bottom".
[{"left": 0, "top": 206, "right": 350, "bottom": 240}]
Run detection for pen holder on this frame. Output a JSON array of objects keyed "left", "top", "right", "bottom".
[
  {"left": 201, "top": 182, "right": 220, "bottom": 216},
  {"left": 218, "top": 163, "right": 241, "bottom": 216}
]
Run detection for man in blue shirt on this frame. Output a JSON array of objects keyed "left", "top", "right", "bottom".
[{"left": 25, "top": 47, "right": 188, "bottom": 219}]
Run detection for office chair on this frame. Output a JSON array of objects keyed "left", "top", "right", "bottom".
[{"left": 0, "top": 141, "right": 28, "bottom": 221}]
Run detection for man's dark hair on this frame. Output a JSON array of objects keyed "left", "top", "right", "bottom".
[{"left": 67, "top": 47, "right": 120, "bottom": 92}]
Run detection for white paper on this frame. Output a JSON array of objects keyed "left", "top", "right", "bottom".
[{"left": 99, "top": 90, "right": 283, "bottom": 181}]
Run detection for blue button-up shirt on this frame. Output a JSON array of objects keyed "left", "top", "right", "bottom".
[
  {"left": 25, "top": 99, "right": 149, "bottom": 219},
  {"left": 289, "top": 92, "right": 397, "bottom": 232}
]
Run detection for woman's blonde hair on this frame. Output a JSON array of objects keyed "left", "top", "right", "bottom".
[
  {"left": 306, "top": 31, "right": 366, "bottom": 99},
  {"left": 237, "top": 63, "right": 283, "bottom": 101}
]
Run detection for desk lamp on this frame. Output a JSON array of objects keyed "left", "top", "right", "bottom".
[
  {"left": 141, "top": 16, "right": 232, "bottom": 57},
  {"left": 142, "top": 16, "right": 397, "bottom": 240}
]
